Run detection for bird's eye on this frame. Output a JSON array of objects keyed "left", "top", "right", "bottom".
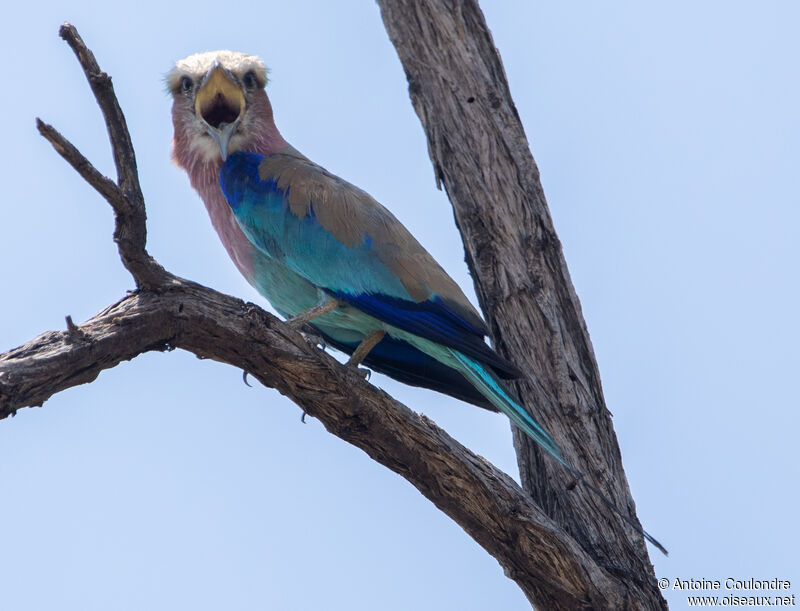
[
  {"left": 242, "top": 71, "right": 257, "bottom": 89},
  {"left": 181, "top": 76, "right": 193, "bottom": 93}
]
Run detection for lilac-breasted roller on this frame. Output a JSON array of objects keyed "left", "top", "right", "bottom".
[
  {"left": 167, "top": 51, "right": 666, "bottom": 554},
  {"left": 167, "top": 51, "right": 666, "bottom": 553},
  {"left": 166, "top": 50, "right": 562, "bottom": 453}
]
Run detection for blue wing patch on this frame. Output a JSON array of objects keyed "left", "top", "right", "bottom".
[
  {"left": 321, "top": 332, "right": 496, "bottom": 411},
  {"left": 219, "top": 151, "right": 520, "bottom": 379},
  {"left": 331, "top": 291, "right": 520, "bottom": 379}
]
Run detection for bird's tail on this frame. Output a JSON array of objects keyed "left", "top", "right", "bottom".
[
  {"left": 448, "top": 349, "right": 669, "bottom": 556},
  {"left": 450, "top": 350, "right": 566, "bottom": 466}
]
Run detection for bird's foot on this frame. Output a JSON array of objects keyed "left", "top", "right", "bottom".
[
  {"left": 286, "top": 298, "right": 338, "bottom": 329},
  {"left": 346, "top": 330, "right": 386, "bottom": 368}
]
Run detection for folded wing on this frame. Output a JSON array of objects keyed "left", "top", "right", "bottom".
[{"left": 219, "top": 150, "right": 520, "bottom": 379}]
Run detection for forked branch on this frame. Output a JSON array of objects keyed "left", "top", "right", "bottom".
[{"left": 0, "top": 20, "right": 664, "bottom": 610}]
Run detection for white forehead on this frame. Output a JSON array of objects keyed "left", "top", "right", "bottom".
[{"left": 167, "top": 50, "right": 267, "bottom": 90}]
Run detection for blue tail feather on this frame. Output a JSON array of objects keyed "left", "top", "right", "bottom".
[
  {"left": 449, "top": 350, "right": 669, "bottom": 555},
  {"left": 450, "top": 351, "right": 566, "bottom": 466}
]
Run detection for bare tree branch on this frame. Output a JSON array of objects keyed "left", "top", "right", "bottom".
[
  {"left": 36, "top": 119, "right": 130, "bottom": 219},
  {"left": 0, "top": 17, "right": 667, "bottom": 610},
  {"left": 56, "top": 23, "right": 167, "bottom": 289},
  {"left": 377, "top": 0, "right": 666, "bottom": 607},
  {"left": 1, "top": 282, "right": 626, "bottom": 608}
]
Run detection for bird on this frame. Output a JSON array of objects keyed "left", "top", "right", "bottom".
[
  {"left": 168, "top": 51, "right": 666, "bottom": 554},
  {"left": 166, "top": 50, "right": 558, "bottom": 452}
]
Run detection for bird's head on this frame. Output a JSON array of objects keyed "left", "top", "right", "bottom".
[{"left": 168, "top": 51, "right": 283, "bottom": 169}]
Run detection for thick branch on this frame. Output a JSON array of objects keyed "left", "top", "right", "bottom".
[
  {"left": 378, "top": 0, "right": 665, "bottom": 608},
  {"left": 1, "top": 283, "right": 631, "bottom": 608}
]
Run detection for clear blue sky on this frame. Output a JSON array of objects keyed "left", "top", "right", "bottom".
[{"left": 2, "top": 2, "right": 798, "bottom": 609}]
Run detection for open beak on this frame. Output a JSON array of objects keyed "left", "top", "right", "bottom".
[{"left": 195, "top": 62, "right": 245, "bottom": 161}]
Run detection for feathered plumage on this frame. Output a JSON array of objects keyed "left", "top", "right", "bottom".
[
  {"left": 168, "top": 51, "right": 667, "bottom": 555},
  {"left": 168, "top": 50, "right": 519, "bottom": 412},
  {"left": 168, "top": 48, "right": 560, "bottom": 453}
]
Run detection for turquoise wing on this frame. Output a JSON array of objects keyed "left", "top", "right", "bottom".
[{"left": 219, "top": 150, "right": 519, "bottom": 378}]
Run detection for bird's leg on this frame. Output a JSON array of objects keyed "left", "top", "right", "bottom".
[
  {"left": 346, "top": 330, "right": 386, "bottom": 368},
  {"left": 286, "top": 297, "right": 338, "bottom": 329}
]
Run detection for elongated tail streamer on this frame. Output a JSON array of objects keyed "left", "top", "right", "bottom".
[{"left": 450, "top": 350, "right": 668, "bottom": 556}]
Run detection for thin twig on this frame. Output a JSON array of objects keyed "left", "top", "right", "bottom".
[
  {"left": 36, "top": 119, "right": 127, "bottom": 213},
  {"left": 55, "top": 22, "right": 165, "bottom": 289},
  {"left": 58, "top": 23, "right": 143, "bottom": 209}
]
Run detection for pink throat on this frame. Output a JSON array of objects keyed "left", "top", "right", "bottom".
[{"left": 172, "top": 104, "right": 289, "bottom": 279}]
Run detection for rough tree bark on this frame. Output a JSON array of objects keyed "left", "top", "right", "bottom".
[
  {"left": 378, "top": 2, "right": 666, "bottom": 608},
  {"left": 0, "top": 10, "right": 665, "bottom": 611}
]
